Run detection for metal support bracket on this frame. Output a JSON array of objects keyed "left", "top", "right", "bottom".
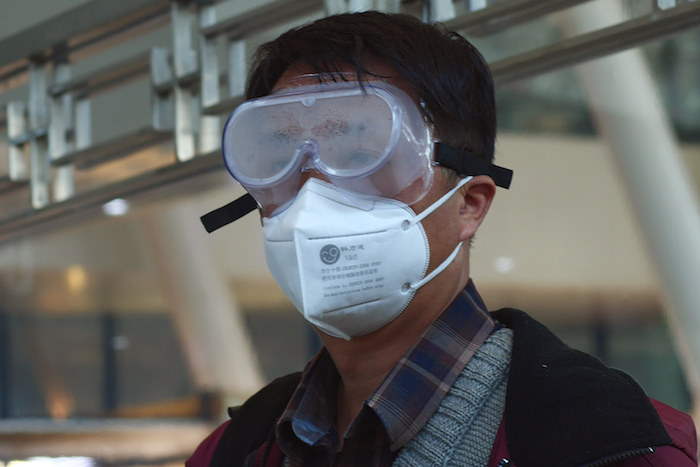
[
  {"left": 49, "top": 62, "right": 75, "bottom": 202},
  {"left": 656, "top": 0, "right": 677, "bottom": 12},
  {"left": 151, "top": 47, "right": 175, "bottom": 132},
  {"left": 348, "top": 0, "right": 373, "bottom": 12},
  {"left": 198, "top": 4, "right": 222, "bottom": 154},
  {"left": 174, "top": 85, "right": 197, "bottom": 161},
  {"left": 28, "top": 61, "right": 51, "bottom": 209},
  {"left": 428, "top": 0, "right": 457, "bottom": 22},
  {"left": 325, "top": 0, "right": 348, "bottom": 15},
  {"left": 200, "top": 6, "right": 220, "bottom": 109},
  {"left": 172, "top": 2, "right": 199, "bottom": 78},
  {"left": 227, "top": 39, "right": 245, "bottom": 101},
  {"left": 6, "top": 102, "right": 29, "bottom": 183},
  {"left": 468, "top": 0, "right": 488, "bottom": 12}
]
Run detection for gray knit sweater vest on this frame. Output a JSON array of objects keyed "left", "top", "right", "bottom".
[{"left": 392, "top": 328, "right": 513, "bottom": 467}]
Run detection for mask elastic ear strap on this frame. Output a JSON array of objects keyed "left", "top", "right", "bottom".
[
  {"left": 200, "top": 193, "right": 257, "bottom": 233},
  {"left": 411, "top": 176, "right": 472, "bottom": 226},
  {"left": 410, "top": 241, "right": 464, "bottom": 292}
]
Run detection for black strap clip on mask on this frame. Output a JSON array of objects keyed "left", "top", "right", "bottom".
[{"left": 200, "top": 142, "right": 513, "bottom": 233}]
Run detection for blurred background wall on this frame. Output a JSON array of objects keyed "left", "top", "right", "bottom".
[{"left": 0, "top": 0, "right": 699, "bottom": 465}]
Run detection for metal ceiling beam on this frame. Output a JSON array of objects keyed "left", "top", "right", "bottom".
[
  {"left": 0, "top": 177, "right": 29, "bottom": 196},
  {"left": 51, "top": 51, "right": 151, "bottom": 97},
  {"left": 202, "top": 95, "right": 245, "bottom": 116},
  {"left": 490, "top": 0, "right": 700, "bottom": 85},
  {"left": 201, "top": 0, "right": 323, "bottom": 38},
  {"left": 52, "top": 127, "right": 171, "bottom": 169},
  {"left": 2, "top": 0, "right": 700, "bottom": 244},
  {"left": 445, "top": 0, "right": 592, "bottom": 36},
  {"left": 0, "top": 150, "right": 224, "bottom": 245},
  {"left": 0, "top": 0, "right": 169, "bottom": 67}
]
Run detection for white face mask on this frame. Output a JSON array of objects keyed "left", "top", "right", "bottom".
[{"left": 262, "top": 177, "right": 471, "bottom": 340}]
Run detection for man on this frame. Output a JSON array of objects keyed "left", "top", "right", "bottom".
[{"left": 190, "top": 11, "right": 697, "bottom": 467}]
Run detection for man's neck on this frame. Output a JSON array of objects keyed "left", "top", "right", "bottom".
[
  {"left": 318, "top": 270, "right": 468, "bottom": 437},
  {"left": 323, "top": 316, "right": 429, "bottom": 438},
  {"left": 331, "top": 333, "right": 410, "bottom": 438}
]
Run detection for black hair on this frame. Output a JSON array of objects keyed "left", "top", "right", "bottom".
[{"left": 246, "top": 11, "right": 496, "bottom": 163}]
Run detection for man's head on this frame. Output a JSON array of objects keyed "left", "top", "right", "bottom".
[
  {"left": 246, "top": 12, "right": 496, "bottom": 167},
  {"left": 202, "top": 12, "right": 509, "bottom": 340},
  {"left": 200, "top": 11, "right": 510, "bottom": 233}
]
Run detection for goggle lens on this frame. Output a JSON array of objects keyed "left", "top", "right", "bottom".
[
  {"left": 222, "top": 81, "right": 435, "bottom": 217},
  {"left": 226, "top": 92, "right": 395, "bottom": 183}
]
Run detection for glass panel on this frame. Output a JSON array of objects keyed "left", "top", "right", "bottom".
[
  {"left": 0, "top": 209, "right": 198, "bottom": 420},
  {"left": 116, "top": 313, "right": 196, "bottom": 415},
  {"left": 493, "top": 28, "right": 700, "bottom": 148}
]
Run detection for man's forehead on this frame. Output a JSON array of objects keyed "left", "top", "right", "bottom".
[{"left": 274, "top": 58, "right": 420, "bottom": 104}]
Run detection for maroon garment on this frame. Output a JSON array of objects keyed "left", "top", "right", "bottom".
[
  {"left": 187, "top": 398, "right": 697, "bottom": 467},
  {"left": 187, "top": 420, "right": 230, "bottom": 467},
  {"left": 186, "top": 308, "right": 698, "bottom": 467},
  {"left": 486, "top": 399, "right": 697, "bottom": 467}
]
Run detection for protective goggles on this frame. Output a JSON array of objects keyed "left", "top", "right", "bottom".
[{"left": 202, "top": 79, "right": 513, "bottom": 233}]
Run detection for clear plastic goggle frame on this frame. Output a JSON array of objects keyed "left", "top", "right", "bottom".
[{"left": 221, "top": 79, "right": 435, "bottom": 217}]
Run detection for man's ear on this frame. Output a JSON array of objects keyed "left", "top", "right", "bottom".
[{"left": 458, "top": 175, "right": 496, "bottom": 242}]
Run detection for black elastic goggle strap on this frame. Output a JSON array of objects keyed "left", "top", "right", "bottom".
[
  {"left": 201, "top": 144, "right": 513, "bottom": 233},
  {"left": 434, "top": 142, "right": 513, "bottom": 189},
  {"left": 200, "top": 193, "right": 257, "bottom": 233}
]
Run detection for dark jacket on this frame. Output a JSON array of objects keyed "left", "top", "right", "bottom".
[{"left": 187, "top": 309, "right": 698, "bottom": 467}]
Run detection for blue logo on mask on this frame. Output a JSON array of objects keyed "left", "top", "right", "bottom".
[{"left": 320, "top": 244, "right": 340, "bottom": 265}]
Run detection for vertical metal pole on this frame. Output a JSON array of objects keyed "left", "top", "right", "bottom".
[
  {"left": 150, "top": 47, "right": 173, "bottom": 86},
  {"left": 6, "top": 102, "right": 28, "bottom": 181},
  {"left": 29, "top": 138, "right": 50, "bottom": 209},
  {"left": 28, "top": 62, "right": 48, "bottom": 131},
  {"left": 172, "top": 1, "right": 199, "bottom": 162},
  {"left": 199, "top": 110, "right": 220, "bottom": 154},
  {"left": 374, "top": 0, "right": 401, "bottom": 13},
  {"left": 199, "top": 5, "right": 221, "bottom": 154},
  {"left": 150, "top": 47, "right": 174, "bottom": 132},
  {"left": 200, "top": 39, "right": 220, "bottom": 109},
  {"left": 468, "top": 0, "right": 487, "bottom": 12},
  {"left": 227, "top": 40, "right": 246, "bottom": 99},
  {"left": 28, "top": 61, "right": 50, "bottom": 209},
  {"left": 53, "top": 166, "right": 74, "bottom": 202},
  {"left": 325, "top": 0, "right": 348, "bottom": 15},
  {"left": 656, "top": 0, "right": 677, "bottom": 11},
  {"left": 429, "top": 0, "right": 456, "bottom": 22},
  {"left": 171, "top": 2, "right": 198, "bottom": 78},
  {"left": 348, "top": 0, "right": 372, "bottom": 12},
  {"left": 50, "top": 62, "right": 75, "bottom": 202},
  {"left": 49, "top": 64, "right": 71, "bottom": 161},
  {"left": 0, "top": 311, "right": 9, "bottom": 418},
  {"left": 74, "top": 99, "right": 92, "bottom": 151},
  {"left": 174, "top": 86, "right": 196, "bottom": 161},
  {"left": 563, "top": 0, "right": 700, "bottom": 419},
  {"left": 199, "top": 7, "right": 219, "bottom": 109},
  {"left": 102, "top": 312, "right": 118, "bottom": 413}
]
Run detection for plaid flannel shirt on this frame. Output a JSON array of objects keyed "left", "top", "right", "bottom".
[{"left": 276, "top": 280, "right": 495, "bottom": 467}]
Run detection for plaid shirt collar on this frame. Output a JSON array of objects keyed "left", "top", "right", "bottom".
[{"left": 277, "top": 280, "right": 495, "bottom": 461}]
